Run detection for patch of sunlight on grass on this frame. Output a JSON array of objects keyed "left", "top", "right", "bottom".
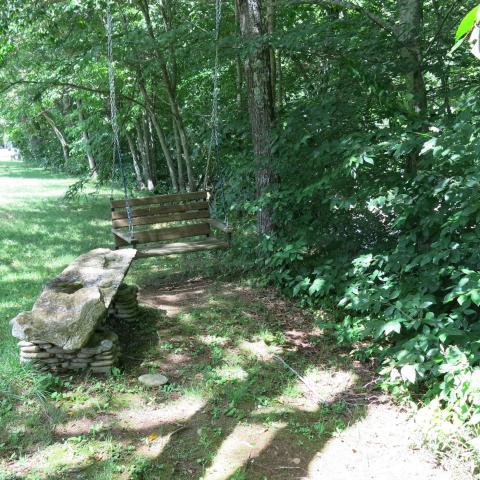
[
  {"left": 202, "top": 422, "right": 286, "bottom": 480},
  {"left": 213, "top": 365, "right": 249, "bottom": 382},
  {"left": 197, "top": 334, "right": 230, "bottom": 346}
]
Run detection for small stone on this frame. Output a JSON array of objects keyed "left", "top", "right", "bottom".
[
  {"left": 20, "top": 345, "right": 42, "bottom": 353},
  {"left": 78, "top": 347, "right": 100, "bottom": 355},
  {"left": 33, "top": 343, "right": 53, "bottom": 348},
  {"left": 77, "top": 351, "right": 96, "bottom": 358},
  {"left": 91, "top": 360, "right": 114, "bottom": 367},
  {"left": 138, "top": 374, "right": 169, "bottom": 387},
  {"left": 71, "top": 358, "right": 91, "bottom": 364},
  {"left": 99, "top": 339, "right": 114, "bottom": 352},
  {"left": 20, "top": 351, "right": 52, "bottom": 359},
  {"left": 18, "top": 341, "right": 35, "bottom": 347},
  {"left": 62, "top": 354, "right": 78, "bottom": 360},
  {"left": 19, "top": 357, "right": 34, "bottom": 364},
  {"left": 45, "top": 347, "right": 65, "bottom": 354},
  {"left": 292, "top": 458, "right": 301, "bottom": 465},
  {"left": 94, "top": 354, "right": 116, "bottom": 361},
  {"left": 40, "top": 357, "right": 62, "bottom": 364}
]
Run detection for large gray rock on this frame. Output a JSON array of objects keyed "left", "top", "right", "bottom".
[{"left": 11, "top": 248, "right": 136, "bottom": 350}]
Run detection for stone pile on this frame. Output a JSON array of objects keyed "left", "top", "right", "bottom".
[
  {"left": 108, "top": 284, "right": 141, "bottom": 324},
  {"left": 10, "top": 248, "right": 137, "bottom": 375},
  {"left": 18, "top": 329, "right": 120, "bottom": 374}
]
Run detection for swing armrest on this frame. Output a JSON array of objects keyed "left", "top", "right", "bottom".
[
  {"left": 207, "top": 219, "right": 233, "bottom": 233},
  {"left": 112, "top": 229, "right": 136, "bottom": 245}
]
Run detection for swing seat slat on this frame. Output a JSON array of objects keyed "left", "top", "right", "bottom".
[
  {"left": 135, "top": 238, "right": 229, "bottom": 259},
  {"left": 111, "top": 191, "right": 232, "bottom": 257}
]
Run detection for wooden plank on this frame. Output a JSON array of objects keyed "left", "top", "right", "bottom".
[
  {"left": 132, "top": 223, "right": 211, "bottom": 244},
  {"left": 112, "top": 229, "right": 134, "bottom": 244},
  {"left": 135, "top": 238, "right": 229, "bottom": 258},
  {"left": 112, "top": 210, "right": 209, "bottom": 228},
  {"left": 111, "top": 201, "right": 209, "bottom": 220},
  {"left": 110, "top": 191, "right": 207, "bottom": 208}
]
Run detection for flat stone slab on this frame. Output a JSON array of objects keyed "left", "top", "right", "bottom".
[
  {"left": 11, "top": 248, "right": 136, "bottom": 350},
  {"left": 138, "top": 374, "right": 169, "bottom": 387}
]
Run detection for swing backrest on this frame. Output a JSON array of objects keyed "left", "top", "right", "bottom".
[{"left": 111, "top": 191, "right": 212, "bottom": 246}]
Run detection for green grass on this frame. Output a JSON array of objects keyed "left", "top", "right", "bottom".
[{"left": 0, "top": 159, "right": 370, "bottom": 480}]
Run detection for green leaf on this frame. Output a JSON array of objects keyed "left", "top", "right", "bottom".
[
  {"left": 308, "top": 278, "right": 325, "bottom": 296},
  {"left": 455, "top": 5, "right": 480, "bottom": 41},
  {"left": 376, "top": 320, "right": 401, "bottom": 338},
  {"left": 471, "top": 289, "right": 480, "bottom": 306},
  {"left": 400, "top": 365, "right": 417, "bottom": 384}
]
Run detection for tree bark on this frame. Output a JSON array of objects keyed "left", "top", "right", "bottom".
[
  {"left": 236, "top": 0, "right": 276, "bottom": 234},
  {"left": 41, "top": 110, "right": 70, "bottom": 164},
  {"left": 136, "top": 118, "right": 155, "bottom": 191},
  {"left": 126, "top": 131, "right": 145, "bottom": 189},
  {"left": 266, "top": 0, "right": 276, "bottom": 108},
  {"left": 396, "top": 0, "right": 427, "bottom": 174},
  {"left": 76, "top": 99, "right": 97, "bottom": 177},
  {"left": 173, "top": 118, "right": 185, "bottom": 191},
  {"left": 234, "top": 0, "right": 245, "bottom": 110}
]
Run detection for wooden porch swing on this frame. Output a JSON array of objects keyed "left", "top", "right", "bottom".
[{"left": 111, "top": 191, "right": 232, "bottom": 258}]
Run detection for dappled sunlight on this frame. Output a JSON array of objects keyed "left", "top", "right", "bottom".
[
  {"left": 197, "top": 334, "right": 230, "bottom": 346},
  {"left": 212, "top": 364, "right": 249, "bottom": 382},
  {"left": 306, "top": 403, "right": 452, "bottom": 480},
  {"left": 201, "top": 422, "right": 286, "bottom": 480},
  {"left": 298, "top": 368, "right": 358, "bottom": 403},
  {"left": 115, "top": 395, "right": 205, "bottom": 433},
  {"left": 236, "top": 338, "right": 283, "bottom": 361}
]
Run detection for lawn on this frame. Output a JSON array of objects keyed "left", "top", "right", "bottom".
[{"left": 0, "top": 159, "right": 453, "bottom": 480}]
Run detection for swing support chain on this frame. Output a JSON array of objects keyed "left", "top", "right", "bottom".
[{"left": 106, "top": 2, "right": 134, "bottom": 238}]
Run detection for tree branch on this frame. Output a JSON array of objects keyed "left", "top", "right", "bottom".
[
  {"left": 0, "top": 79, "right": 146, "bottom": 108},
  {"left": 285, "top": 0, "right": 396, "bottom": 38}
]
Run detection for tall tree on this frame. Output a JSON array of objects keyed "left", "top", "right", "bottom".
[
  {"left": 237, "top": 0, "right": 276, "bottom": 234},
  {"left": 397, "top": 0, "right": 427, "bottom": 173}
]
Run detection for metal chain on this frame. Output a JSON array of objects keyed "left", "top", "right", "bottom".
[
  {"left": 107, "top": 2, "right": 134, "bottom": 236},
  {"left": 204, "top": 0, "right": 222, "bottom": 192},
  {"left": 205, "top": 0, "right": 229, "bottom": 226}
]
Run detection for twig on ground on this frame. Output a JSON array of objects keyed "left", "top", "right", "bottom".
[
  {"left": 272, "top": 355, "right": 324, "bottom": 403},
  {"left": 169, "top": 424, "right": 188, "bottom": 436}
]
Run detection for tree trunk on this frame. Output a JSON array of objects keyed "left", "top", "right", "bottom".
[
  {"left": 76, "top": 99, "right": 97, "bottom": 177},
  {"left": 234, "top": 0, "right": 245, "bottom": 110},
  {"left": 138, "top": 0, "right": 195, "bottom": 191},
  {"left": 396, "top": 0, "right": 427, "bottom": 174},
  {"left": 277, "top": 52, "right": 285, "bottom": 109},
  {"left": 173, "top": 118, "right": 185, "bottom": 191},
  {"left": 266, "top": 0, "right": 276, "bottom": 107},
  {"left": 136, "top": 74, "right": 178, "bottom": 191},
  {"left": 41, "top": 110, "right": 70, "bottom": 164},
  {"left": 136, "top": 118, "right": 155, "bottom": 191},
  {"left": 237, "top": 0, "right": 276, "bottom": 234},
  {"left": 126, "top": 131, "right": 145, "bottom": 189}
]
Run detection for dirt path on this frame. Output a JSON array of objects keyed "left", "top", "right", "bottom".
[
  {"left": 2, "top": 275, "right": 456, "bottom": 479},
  {"left": 133, "top": 278, "right": 452, "bottom": 480}
]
